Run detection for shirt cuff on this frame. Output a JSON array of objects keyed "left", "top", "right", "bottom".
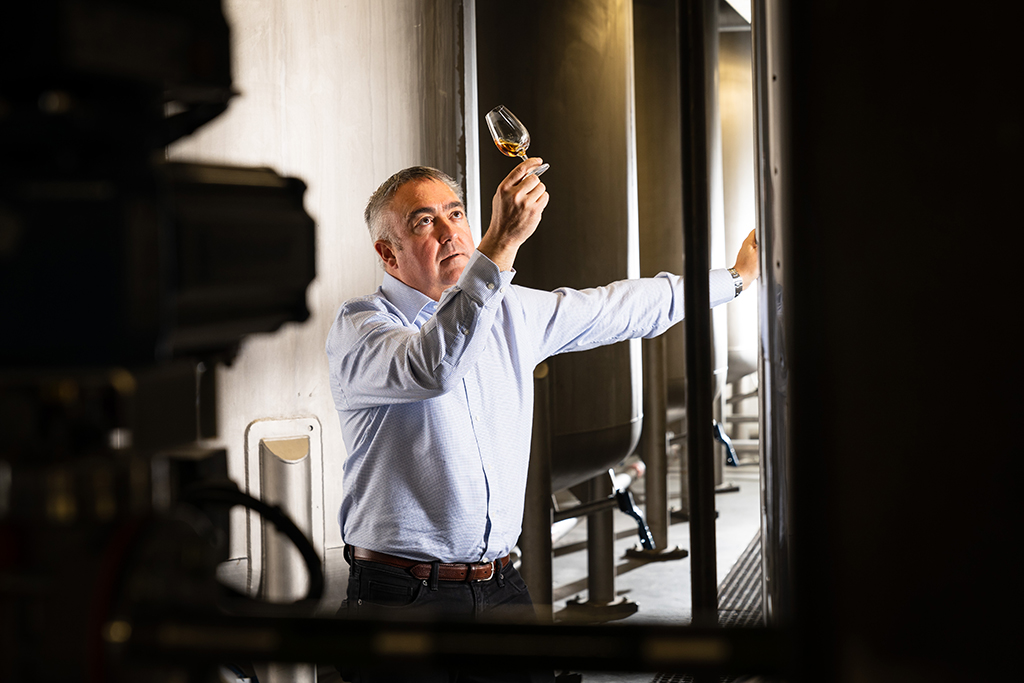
[
  {"left": 453, "top": 250, "right": 515, "bottom": 305},
  {"left": 709, "top": 268, "right": 737, "bottom": 307}
]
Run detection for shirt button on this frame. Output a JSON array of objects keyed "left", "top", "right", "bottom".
[{"left": 486, "top": 282, "right": 495, "bottom": 290}]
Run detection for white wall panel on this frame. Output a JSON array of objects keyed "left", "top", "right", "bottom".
[{"left": 168, "top": 0, "right": 470, "bottom": 598}]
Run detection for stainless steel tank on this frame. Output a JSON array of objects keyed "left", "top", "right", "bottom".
[
  {"left": 633, "top": 1, "right": 733, "bottom": 520},
  {"left": 476, "top": 0, "right": 642, "bottom": 492},
  {"left": 751, "top": 0, "right": 793, "bottom": 627},
  {"left": 635, "top": 0, "right": 688, "bottom": 393},
  {"left": 634, "top": 0, "right": 731, "bottom": 433}
]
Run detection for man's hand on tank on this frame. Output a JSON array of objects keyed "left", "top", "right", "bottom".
[{"left": 733, "top": 229, "right": 760, "bottom": 290}]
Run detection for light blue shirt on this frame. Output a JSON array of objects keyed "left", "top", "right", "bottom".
[{"left": 326, "top": 250, "right": 736, "bottom": 563}]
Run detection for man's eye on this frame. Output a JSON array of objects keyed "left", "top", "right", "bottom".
[{"left": 451, "top": 211, "right": 464, "bottom": 220}]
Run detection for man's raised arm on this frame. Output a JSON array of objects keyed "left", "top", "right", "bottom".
[{"left": 477, "top": 158, "right": 549, "bottom": 272}]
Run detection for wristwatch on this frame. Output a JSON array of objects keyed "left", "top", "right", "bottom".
[{"left": 727, "top": 268, "right": 743, "bottom": 298}]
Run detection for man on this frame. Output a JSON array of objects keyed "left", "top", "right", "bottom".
[{"left": 326, "top": 159, "right": 758, "bottom": 681}]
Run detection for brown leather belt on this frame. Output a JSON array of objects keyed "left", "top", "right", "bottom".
[{"left": 350, "top": 546, "right": 510, "bottom": 582}]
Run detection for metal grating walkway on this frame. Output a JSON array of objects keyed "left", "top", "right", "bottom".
[
  {"left": 651, "top": 532, "right": 764, "bottom": 683},
  {"left": 716, "top": 532, "right": 763, "bottom": 628}
]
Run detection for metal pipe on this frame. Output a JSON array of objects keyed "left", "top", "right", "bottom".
[
  {"left": 678, "top": 0, "right": 719, "bottom": 625},
  {"left": 260, "top": 436, "right": 312, "bottom": 603},
  {"left": 675, "top": 431, "right": 691, "bottom": 521},
  {"left": 642, "top": 335, "right": 670, "bottom": 549},
  {"left": 554, "top": 486, "right": 654, "bottom": 551},
  {"left": 552, "top": 495, "right": 618, "bottom": 524}
]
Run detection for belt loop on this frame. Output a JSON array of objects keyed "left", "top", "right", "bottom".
[
  {"left": 343, "top": 545, "right": 352, "bottom": 565},
  {"left": 429, "top": 560, "right": 440, "bottom": 591},
  {"left": 495, "top": 560, "right": 505, "bottom": 587}
]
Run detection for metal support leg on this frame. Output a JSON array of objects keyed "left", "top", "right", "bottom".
[
  {"left": 627, "top": 336, "right": 688, "bottom": 561},
  {"left": 560, "top": 473, "right": 638, "bottom": 623},
  {"left": 587, "top": 475, "right": 615, "bottom": 604},
  {"left": 521, "top": 362, "right": 554, "bottom": 621},
  {"left": 671, "top": 423, "right": 692, "bottom": 522},
  {"left": 670, "top": 420, "right": 724, "bottom": 522}
]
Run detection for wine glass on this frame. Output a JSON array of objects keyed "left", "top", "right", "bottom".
[{"left": 485, "top": 105, "right": 550, "bottom": 177}]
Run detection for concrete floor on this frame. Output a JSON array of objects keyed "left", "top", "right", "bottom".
[{"left": 549, "top": 461, "right": 762, "bottom": 682}]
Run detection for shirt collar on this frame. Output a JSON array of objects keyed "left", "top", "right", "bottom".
[{"left": 380, "top": 272, "right": 437, "bottom": 325}]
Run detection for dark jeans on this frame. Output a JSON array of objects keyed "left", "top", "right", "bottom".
[{"left": 337, "top": 550, "right": 554, "bottom": 683}]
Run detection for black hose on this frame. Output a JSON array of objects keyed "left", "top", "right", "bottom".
[{"left": 180, "top": 482, "right": 324, "bottom": 603}]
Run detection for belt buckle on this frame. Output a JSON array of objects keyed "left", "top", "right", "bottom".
[{"left": 470, "top": 560, "right": 496, "bottom": 582}]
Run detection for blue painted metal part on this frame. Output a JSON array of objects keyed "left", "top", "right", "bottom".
[{"left": 713, "top": 419, "right": 740, "bottom": 467}]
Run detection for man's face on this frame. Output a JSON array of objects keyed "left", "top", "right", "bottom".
[{"left": 375, "top": 178, "right": 475, "bottom": 301}]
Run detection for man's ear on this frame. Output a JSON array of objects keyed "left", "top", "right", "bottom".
[{"left": 374, "top": 240, "right": 399, "bottom": 270}]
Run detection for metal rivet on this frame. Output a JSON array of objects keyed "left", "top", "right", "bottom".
[
  {"left": 357, "top": 599, "right": 363, "bottom": 605},
  {"left": 423, "top": 579, "right": 428, "bottom": 586}
]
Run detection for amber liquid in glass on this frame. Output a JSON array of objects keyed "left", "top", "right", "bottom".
[{"left": 494, "top": 137, "right": 529, "bottom": 159}]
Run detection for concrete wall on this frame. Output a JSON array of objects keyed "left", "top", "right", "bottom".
[{"left": 167, "top": 0, "right": 474, "bottom": 605}]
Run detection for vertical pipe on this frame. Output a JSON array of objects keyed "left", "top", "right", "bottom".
[
  {"left": 259, "top": 436, "right": 315, "bottom": 683},
  {"left": 678, "top": 0, "right": 719, "bottom": 624},
  {"left": 641, "top": 336, "right": 669, "bottom": 549},
  {"left": 260, "top": 437, "right": 312, "bottom": 602},
  {"left": 676, "top": 436, "right": 690, "bottom": 518},
  {"left": 586, "top": 474, "right": 616, "bottom": 604},
  {"left": 522, "top": 362, "right": 553, "bottom": 620}
]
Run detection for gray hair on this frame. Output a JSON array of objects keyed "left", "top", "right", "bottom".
[{"left": 364, "top": 166, "right": 464, "bottom": 247}]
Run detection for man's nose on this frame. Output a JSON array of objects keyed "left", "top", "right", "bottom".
[{"left": 435, "top": 217, "right": 456, "bottom": 242}]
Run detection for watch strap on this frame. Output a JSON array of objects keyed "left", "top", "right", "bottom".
[{"left": 727, "top": 267, "right": 743, "bottom": 298}]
